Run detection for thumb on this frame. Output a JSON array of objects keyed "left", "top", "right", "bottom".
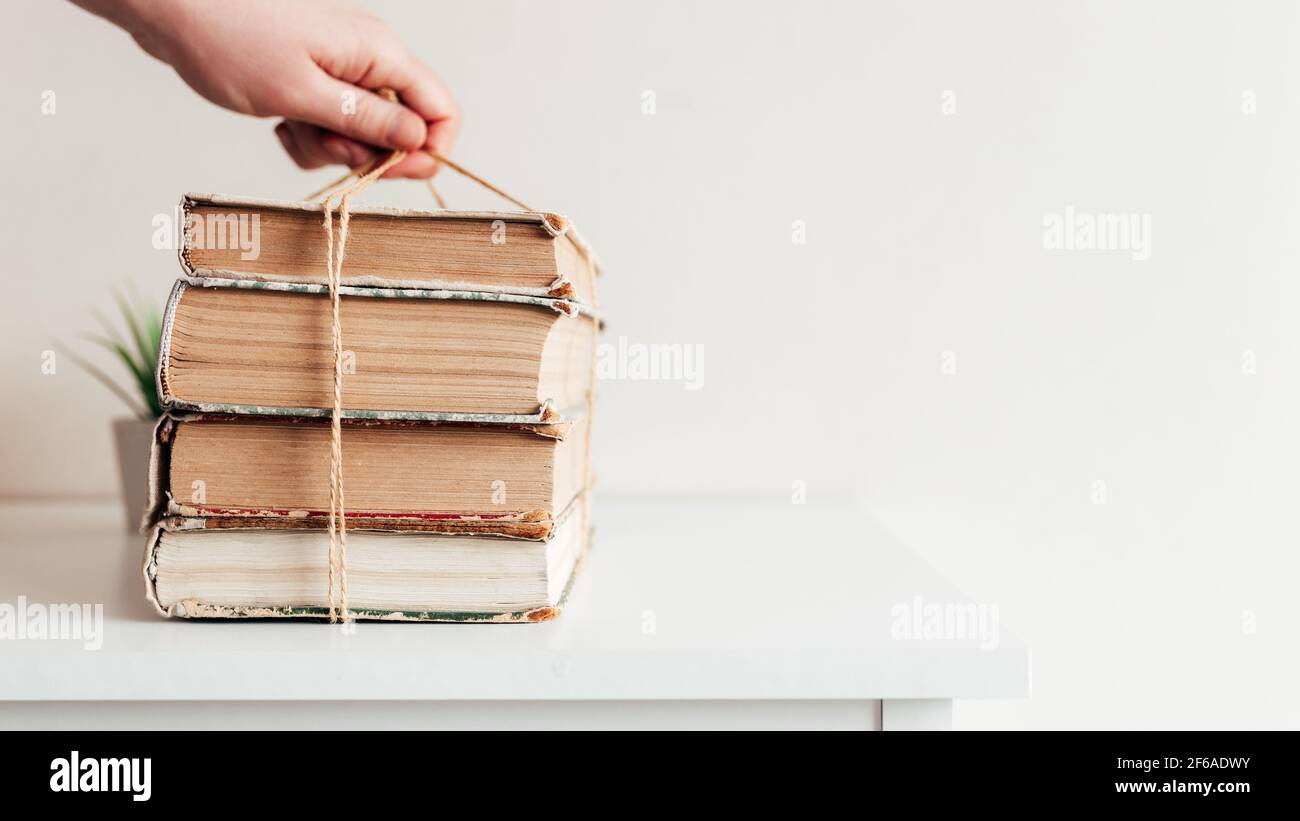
[{"left": 283, "top": 73, "right": 427, "bottom": 152}]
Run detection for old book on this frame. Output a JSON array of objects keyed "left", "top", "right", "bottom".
[
  {"left": 180, "top": 193, "right": 601, "bottom": 304},
  {"left": 143, "top": 513, "right": 587, "bottom": 622},
  {"left": 158, "top": 277, "right": 598, "bottom": 421},
  {"left": 146, "top": 414, "right": 588, "bottom": 540}
]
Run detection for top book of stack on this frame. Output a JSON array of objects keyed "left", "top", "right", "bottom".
[{"left": 180, "top": 193, "right": 601, "bottom": 303}]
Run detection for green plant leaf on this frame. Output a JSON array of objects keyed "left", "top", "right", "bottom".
[
  {"left": 114, "top": 288, "right": 154, "bottom": 378},
  {"left": 147, "top": 310, "right": 163, "bottom": 376},
  {"left": 76, "top": 289, "right": 166, "bottom": 419}
]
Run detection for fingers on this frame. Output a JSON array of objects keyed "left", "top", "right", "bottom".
[
  {"left": 309, "top": 32, "right": 461, "bottom": 148},
  {"left": 277, "top": 41, "right": 463, "bottom": 180},
  {"left": 298, "top": 36, "right": 462, "bottom": 159},
  {"left": 426, "top": 114, "right": 461, "bottom": 162},
  {"left": 320, "top": 132, "right": 373, "bottom": 168},
  {"left": 371, "top": 53, "right": 462, "bottom": 159},
  {"left": 275, "top": 120, "right": 374, "bottom": 169},
  {"left": 281, "top": 72, "right": 428, "bottom": 152},
  {"left": 275, "top": 120, "right": 442, "bottom": 179},
  {"left": 380, "top": 152, "right": 437, "bottom": 179}
]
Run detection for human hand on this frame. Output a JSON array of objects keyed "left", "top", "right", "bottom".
[{"left": 73, "top": 0, "right": 459, "bottom": 178}]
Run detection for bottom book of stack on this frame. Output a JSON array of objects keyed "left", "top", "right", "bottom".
[{"left": 144, "top": 512, "right": 587, "bottom": 623}]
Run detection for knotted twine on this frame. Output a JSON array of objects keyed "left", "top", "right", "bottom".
[{"left": 309, "top": 102, "right": 596, "bottom": 623}]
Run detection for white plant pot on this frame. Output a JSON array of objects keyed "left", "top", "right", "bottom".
[{"left": 113, "top": 417, "right": 156, "bottom": 532}]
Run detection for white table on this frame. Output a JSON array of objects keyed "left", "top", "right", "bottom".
[{"left": 0, "top": 497, "right": 1028, "bottom": 730}]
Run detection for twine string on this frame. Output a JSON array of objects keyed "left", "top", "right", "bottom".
[
  {"left": 308, "top": 149, "right": 533, "bottom": 213},
  {"left": 309, "top": 89, "right": 592, "bottom": 624},
  {"left": 318, "top": 149, "right": 406, "bottom": 623}
]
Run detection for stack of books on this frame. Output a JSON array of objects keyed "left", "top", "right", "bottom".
[{"left": 142, "top": 194, "right": 601, "bottom": 622}]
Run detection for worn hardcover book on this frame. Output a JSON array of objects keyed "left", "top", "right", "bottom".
[
  {"left": 158, "top": 276, "right": 599, "bottom": 422},
  {"left": 144, "top": 189, "right": 604, "bottom": 624},
  {"left": 145, "top": 413, "right": 588, "bottom": 540},
  {"left": 180, "top": 193, "right": 601, "bottom": 304},
  {"left": 143, "top": 513, "right": 588, "bottom": 623}
]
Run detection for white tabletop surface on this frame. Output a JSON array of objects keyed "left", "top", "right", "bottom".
[{"left": 0, "top": 497, "right": 1028, "bottom": 702}]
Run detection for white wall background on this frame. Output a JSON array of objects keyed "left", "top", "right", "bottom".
[{"left": 3, "top": 0, "right": 1298, "bottom": 728}]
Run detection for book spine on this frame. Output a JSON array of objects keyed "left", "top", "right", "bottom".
[
  {"left": 142, "top": 415, "right": 175, "bottom": 533},
  {"left": 177, "top": 194, "right": 196, "bottom": 277},
  {"left": 154, "top": 279, "right": 186, "bottom": 412},
  {"left": 141, "top": 526, "right": 167, "bottom": 618}
]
